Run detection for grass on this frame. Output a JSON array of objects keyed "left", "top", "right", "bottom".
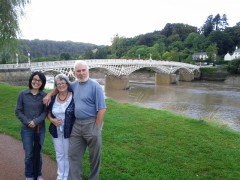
[{"left": 1, "top": 82, "right": 240, "bottom": 179}]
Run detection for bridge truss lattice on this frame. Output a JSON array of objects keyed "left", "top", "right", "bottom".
[{"left": 0, "top": 59, "right": 200, "bottom": 77}]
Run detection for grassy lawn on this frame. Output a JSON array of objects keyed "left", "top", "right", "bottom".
[{"left": 1, "top": 82, "right": 240, "bottom": 179}]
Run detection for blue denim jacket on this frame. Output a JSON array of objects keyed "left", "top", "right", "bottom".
[
  {"left": 15, "top": 89, "right": 47, "bottom": 128},
  {"left": 48, "top": 95, "right": 75, "bottom": 138}
]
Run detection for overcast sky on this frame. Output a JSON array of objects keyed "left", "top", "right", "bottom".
[{"left": 19, "top": 0, "right": 240, "bottom": 45}]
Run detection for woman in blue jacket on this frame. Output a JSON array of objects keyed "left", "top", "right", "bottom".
[{"left": 47, "top": 74, "right": 75, "bottom": 180}]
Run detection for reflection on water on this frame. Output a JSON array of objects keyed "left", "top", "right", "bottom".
[
  {"left": 46, "top": 75, "right": 240, "bottom": 131},
  {"left": 105, "top": 81, "right": 240, "bottom": 131}
]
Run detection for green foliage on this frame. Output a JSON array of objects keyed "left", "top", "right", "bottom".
[
  {"left": 227, "top": 59, "right": 240, "bottom": 74},
  {"left": 60, "top": 53, "right": 71, "bottom": 60},
  {"left": 0, "top": 0, "right": 30, "bottom": 53},
  {"left": 207, "top": 30, "right": 234, "bottom": 56},
  {"left": 200, "top": 67, "right": 219, "bottom": 73},
  {"left": 200, "top": 14, "right": 229, "bottom": 36},
  {"left": 19, "top": 39, "right": 96, "bottom": 59},
  {"left": 184, "top": 32, "right": 209, "bottom": 51},
  {"left": 206, "top": 43, "right": 218, "bottom": 62}
]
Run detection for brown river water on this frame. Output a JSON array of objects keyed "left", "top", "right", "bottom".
[{"left": 46, "top": 74, "right": 240, "bottom": 131}]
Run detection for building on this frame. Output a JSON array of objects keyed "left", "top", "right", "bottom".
[
  {"left": 192, "top": 52, "right": 208, "bottom": 60},
  {"left": 224, "top": 46, "right": 240, "bottom": 61}
]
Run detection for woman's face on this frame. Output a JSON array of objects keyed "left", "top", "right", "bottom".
[
  {"left": 56, "top": 80, "right": 68, "bottom": 93},
  {"left": 31, "top": 75, "right": 42, "bottom": 90}
]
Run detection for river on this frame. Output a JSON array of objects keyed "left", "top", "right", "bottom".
[{"left": 45, "top": 76, "right": 240, "bottom": 131}]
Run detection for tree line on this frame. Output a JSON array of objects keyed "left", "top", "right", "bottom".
[{"left": 7, "top": 14, "right": 240, "bottom": 65}]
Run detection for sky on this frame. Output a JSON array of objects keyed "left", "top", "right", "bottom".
[{"left": 19, "top": 0, "right": 240, "bottom": 46}]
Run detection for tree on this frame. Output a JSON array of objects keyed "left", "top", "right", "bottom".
[
  {"left": 111, "top": 35, "right": 134, "bottom": 58},
  {"left": 208, "top": 30, "right": 234, "bottom": 56},
  {"left": 184, "top": 32, "right": 209, "bottom": 51},
  {"left": 200, "top": 15, "right": 214, "bottom": 36},
  {"left": 201, "top": 14, "right": 229, "bottom": 36},
  {"left": 95, "top": 47, "right": 108, "bottom": 59},
  {"left": 83, "top": 49, "right": 94, "bottom": 59},
  {"left": 60, "top": 53, "right": 71, "bottom": 60},
  {"left": 213, "top": 14, "right": 221, "bottom": 31},
  {"left": 224, "top": 26, "right": 240, "bottom": 51},
  {"left": 161, "top": 23, "right": 197, "bottom": 41},
  {"left": 220, "top": 14, "right": 229, "bottom": 30},
  {"left": 0, "top": 0, "right": 31, "bottom": 63},
  {"left": 206, "top": 44, "right": 218, "bottom": 63},
  {"left": 227, "top": 59, "right": 240, "bottom": 74}
]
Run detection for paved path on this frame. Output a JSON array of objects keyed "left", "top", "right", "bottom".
[{"left": 0, "top": 134, "right": 57, "bottom": 180}]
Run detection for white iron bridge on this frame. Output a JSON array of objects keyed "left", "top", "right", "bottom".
[{"left": 0, "top": 59, "right": 200, "bottom": 77}]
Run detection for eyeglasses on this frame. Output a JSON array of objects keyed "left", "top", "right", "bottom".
[
  {"left": 56, "top": 82, "right": 67, "bottom": 87},
  {"left": 32, "top": 78, "right": 42, "bottom": 83}
]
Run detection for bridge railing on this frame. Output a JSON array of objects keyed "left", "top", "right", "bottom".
[{"left": 0, "top": 63, "right": 30, "bottom": 69}]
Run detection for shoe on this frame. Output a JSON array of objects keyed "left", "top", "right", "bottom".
[{"left": 37, "top": 176, "right": 44, "bottom": 180}]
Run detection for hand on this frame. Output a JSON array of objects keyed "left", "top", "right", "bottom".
[
  {"left": 28, "top": 121, "right": 36, "bottom": 128},
  {"left": 52, "top": 118, "right": 62, "bottom": 127},
  {"left": 96, "top": 120, "right": 102, "bottom": 128},
  {"left": 43, "top": 89, "right": 58, "bottom": 106},
  {"left": 43, "top": 94, "right": 51, "bottom": 106}
]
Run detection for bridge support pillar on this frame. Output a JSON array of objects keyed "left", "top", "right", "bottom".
[
  {"left": 179, "top": 73, "right": 195, "bottom": 81},
  {"left": 105, "top": 75, "right": 129, "bottom": 90},
  {"left": 155, "top": 73, "right": 177, "bottom": 84}
]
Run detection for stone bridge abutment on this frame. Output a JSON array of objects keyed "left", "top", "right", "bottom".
[{"left": 0, "top": 68, "right": 31, "bottom": 85}]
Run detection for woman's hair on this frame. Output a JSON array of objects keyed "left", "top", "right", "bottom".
[
  {"left": 28, "top": 71, "right": 46, "bottom": 91},
  {"left": 54, "top": 73, "right": 71, "bottom": 90}
]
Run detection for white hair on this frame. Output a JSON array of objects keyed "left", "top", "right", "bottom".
[
  {"left": 74, "top": 60, "right": 89, "bottom": 70},
  {"left": 54, "top": 73, "right": 70, "bottom": 86}
]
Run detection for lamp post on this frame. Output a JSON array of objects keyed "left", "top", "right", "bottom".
[
  {"left": 149, "top": 53, "right": 152, "bottom": 60},
  {"left": 16, "top": 53, "right": 18, "bottom": 67},
  {"left": 28, "top": 53, "right": 31, "bottom": 66}
]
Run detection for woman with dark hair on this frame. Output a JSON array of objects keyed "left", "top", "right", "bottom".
[{"left": 15, "top": 71, "right": 47, "bottom": 180}]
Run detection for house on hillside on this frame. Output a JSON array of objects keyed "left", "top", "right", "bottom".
[
  {"left": 192, "top": 52, "right": 208, "bottom": 60},
  {"left": 224, "top": 46, "right": 240, "bottom": 61}
]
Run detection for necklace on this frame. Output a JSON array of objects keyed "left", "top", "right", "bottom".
[{"left": 58, "top": 92, "right": 68, "bottom": 101}]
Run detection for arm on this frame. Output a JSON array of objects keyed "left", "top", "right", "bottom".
[
  {"left": 96, "top": 108, "right": 106, "bottom": 128},
  {"left": 43, "top": 87, "right": 58, "bottom": 106},
  {"left": 32, "top": 105, "right": 48, "bottom": 125},
  {"left": 29, "top": 97, "right": 48, "bottom": 128},
  {"left": 15, "top": 92, "right": 30, "bottom": 126},
  {"left": 47, "top": 112, "right": 61, "bottom": 127}
]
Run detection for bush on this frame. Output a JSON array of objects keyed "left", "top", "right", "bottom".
[{"left": 227, "top": 59, "right": 240, "bottom": 74}]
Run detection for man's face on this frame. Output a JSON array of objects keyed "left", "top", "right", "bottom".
[{"left": 74, "top": 64, "right": 89, "bottom": 82}]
